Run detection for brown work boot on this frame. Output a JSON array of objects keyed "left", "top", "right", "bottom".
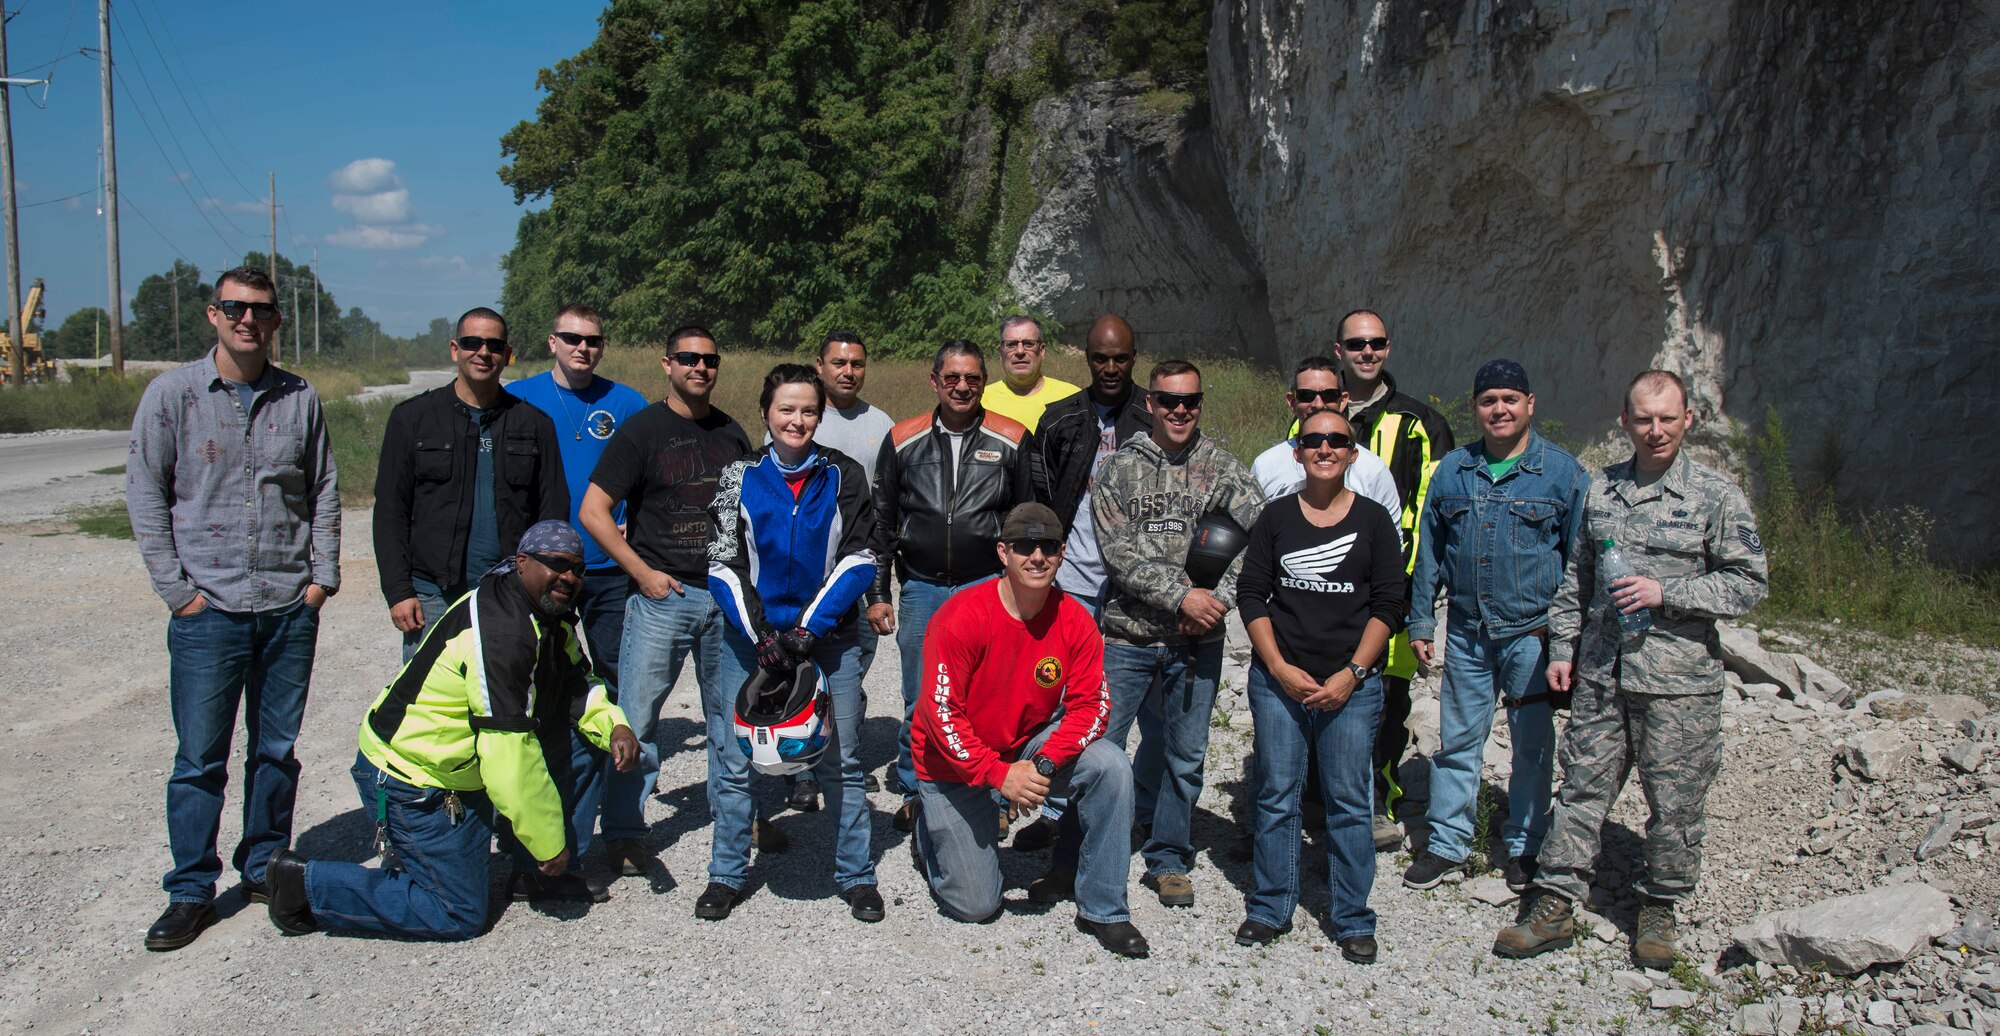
[
  {"left": 1634, "top": 898, "right": 1679, "bottom": 970},
  {"left": 1493, "top": 891, "right": 1574, "bottom": 959},
  {"left": 1145, "top": 872, "right": 1195, "bottom": 908}
]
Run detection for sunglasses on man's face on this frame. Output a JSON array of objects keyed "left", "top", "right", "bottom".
[
  {"left": 553, "top": 331, "right": 606, "bottom": 348},
  {"left": 1150, "top": 390, "right": 1203, "bottom": 412},
  {"left": 455, "top": 336, "right": 510, "bottom": 354},
  {"left": 1292, "top": 387, "right": 1344, "bottom": 405},
  {"left": 936, "top": 372, "right": 984, "bottom": 388},
  {"left": 668, "top": 351, "right": 720, "bottom": 369},
  {"left": 527, "top": 552, "right": 585, "bottom": 576},
  {"left": 1297, "top": 431, "right": 1356, "bottom": 450},
  {"left": 214, "top": 299, "right": 279, "bottom": 322},
  {"left": 1339, "top": 337, "right": 1389, "bottom": 353},
  {"left": 1007, "top": 538, "right": 1062, "bottom": 558}
]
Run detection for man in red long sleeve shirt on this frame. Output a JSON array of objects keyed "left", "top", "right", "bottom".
[{"left": 910, "top": 503, "right": 1147, "bottom": 957}]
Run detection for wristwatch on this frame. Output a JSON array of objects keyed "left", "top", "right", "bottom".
[
  {"left": 1032, "top": 754, "right": 1057, "bottom": 778},
  {"left": 1346, "top": 663, "right": 1374, "bottom": 681}
]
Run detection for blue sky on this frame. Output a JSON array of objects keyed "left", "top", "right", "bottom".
[{"left": 4, "top": 0, "right": 601, "bottom": 335}]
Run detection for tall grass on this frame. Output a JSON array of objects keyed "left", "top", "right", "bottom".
[
  {"left": 324, "top": 397, "right": 399, "bottom": 508},
  {"left": 0, "top": 369, "right": 155, "bottom": 433},
  {"left": 1752, "top": 406, "right": 2000, "bottom": 646},
  {"left": 287, "top": 360, "right": 409, "bottom": 401}
]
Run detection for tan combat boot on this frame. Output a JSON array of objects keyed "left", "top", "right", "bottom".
[
  {"left": 1494, "top": 891, "right": 1575, "bottom": 959},
  {"left": 1634, "top": 899, "right": 1679, "bottom": 970}
]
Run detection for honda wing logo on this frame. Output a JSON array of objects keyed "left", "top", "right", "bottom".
[{"left": 1278, "top": 533, "right": 1357, "bottom": 592}]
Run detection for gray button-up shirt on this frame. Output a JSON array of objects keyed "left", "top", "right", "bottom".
[{"left": 126, "top": 351, "right": 341, "bottom": 612}]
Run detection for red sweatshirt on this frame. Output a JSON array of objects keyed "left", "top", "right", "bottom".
[{"left": 910, "top": 580, "right": 1109, "bottom": 789}]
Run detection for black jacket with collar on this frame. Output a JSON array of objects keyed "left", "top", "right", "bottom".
[
  {"left": 866, "top": 407, "right": 1035, "bottom": 604},
  {"left": 372, "top": 383, "right": 569, "bottom": 605},
  {"left": 1035, "top": 386, "right": 1152, "bottom": 536}
]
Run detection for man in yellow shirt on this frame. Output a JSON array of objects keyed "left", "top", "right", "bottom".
[{"left": 981, "top": 315, "right": 1080, "bottom": 432}]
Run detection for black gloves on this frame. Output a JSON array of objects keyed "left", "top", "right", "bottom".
[{"left": 756, "top": 626, "right": 818, "bottom": 674}]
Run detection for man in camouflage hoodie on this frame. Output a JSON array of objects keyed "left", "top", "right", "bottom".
[
  {"left": 1495, "top": 370, "right": 1768, "bottom": 969},
  {"left": 1082, "top": 359, "right": 1266, "bottom": 909}
]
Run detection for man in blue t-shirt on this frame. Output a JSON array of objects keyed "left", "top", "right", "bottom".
[{"left": 509, "top": 305, "right": 650, "bottom": 690}]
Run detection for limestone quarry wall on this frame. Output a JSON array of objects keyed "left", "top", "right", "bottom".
[{"left": 1203, "top": 0, "right": 2000, "bottom": 561}]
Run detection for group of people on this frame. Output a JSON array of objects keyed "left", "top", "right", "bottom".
[{"left": 128, "top": 266, "right": 1769, "bottom": 969}]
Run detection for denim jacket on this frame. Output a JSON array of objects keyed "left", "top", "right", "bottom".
[{"left": 1406, "top": 432, "right": 1589, "bottom": 642}]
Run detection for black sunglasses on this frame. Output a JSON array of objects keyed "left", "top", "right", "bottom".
[
  {"left": 668, "top": 350, "right": 721, "bottom": 369},
  {"left": 527, "top": 552, "right": 585, "bottom": 575},
  {"left": 1292, "top": 387, "right": 1344, "bottom": 404},
  {"left": 1007, "top": 538, "right": 1062, "bottom": 558},
  {"left": 1297, "top": 431, "right": 1356, "bottom": 450},
  {"left": 456, "top": 336, "right": 510, "bottom": 354},
  {"left": 215, "top": 299, "right": 279, "bottom": 322},
  {"left": 1150, "top": 390, "right": 1203, "bottom": 411},
  {"left": 553, "top": 331, "right": 606, "bottom": 348},
  {"left": 1339, "top": 337, "right": 1389, "bottom": 353}
]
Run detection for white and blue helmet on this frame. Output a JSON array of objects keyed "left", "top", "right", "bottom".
[{"left": 734, "top": 660, "right": 831, "bottom": 776}]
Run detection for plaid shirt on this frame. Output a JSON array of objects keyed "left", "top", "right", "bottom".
[{"left": 126, "top": 351, "right": 340, "bottom": 612}]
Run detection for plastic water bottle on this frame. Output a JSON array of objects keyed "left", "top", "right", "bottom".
[{"left": 1598, "top": 538, "right": 1653, "bottom": 633}]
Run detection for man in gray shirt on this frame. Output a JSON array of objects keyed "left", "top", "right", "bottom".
[{"left": 126, "top": 266, "right": 340, "bottom": 951}]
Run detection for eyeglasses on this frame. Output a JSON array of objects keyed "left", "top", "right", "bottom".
[
  {"left": 552, "top": 331, "right": 606, "bottom": 348},
  {"left": 1296, "top": 431, "right": 1356, "bottom": 450},
  {"left": 1000, "top": 338, "right": 1042, "bottom": 351},
  {"left": 1007, "top": 538, "right": 1061, "bottom": 558},
  {"left": 668, "top": 351, "right": 721, "bottom": 369},
  {"left": 1150, "top": 390, "right": 1203, "bottom": 412},
  {"left": 1339, "top": 337, "right": 1389, "bottom": 353},
  {"left": 526, "top": 552, "right": 585, "bottom": 575},
  {"left": 455, "top": 336, "right": 510, "bottom": 354},
  {"left": 936, "top": 372, "right": 984, "bottom": 388},
  {"left": 1292, "top": 388, "right": 1344, "bottom": 404},
  {"left": 214, "top": 299, "right": 279, "bottom": 322}
]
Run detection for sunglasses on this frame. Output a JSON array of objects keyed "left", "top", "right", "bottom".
[
  {"left": 455, "top": 336, "right": 510, "bottom": 354},
  {"left": 1007, "top": 538, "right": 1061, "bottom": 558},
  {"left": 1339, "top": 337, "right": 1389, "bottom": 353},
  {"left": 1150, "top": 390, "right": 1204, "bottom": 411},
  {"left": 936, "top": 372, "right": 984, "bottom": 388},
  {"left": 527, "top": 552, "right": 585, "bottom": 575},
  {"left": 1000, "top": 338, "right": 1043, "bottom": 351},
  {"left": 1297, "top": 431, "right": 1356, "bottom": 450},
  {"left": 1292, "top": 387, "right": 1344, "bottom": 404},
  {"left": 214, "top": 299, "right": 278, "bottom": 322},
  {"left": 668, "top": 351, "right": 721, "bottom": 369},
  {"left": 553, "top": 331, "right": 606, "bottom": 348}
]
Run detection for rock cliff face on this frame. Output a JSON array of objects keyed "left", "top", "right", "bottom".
[
  {"left": 1206, "top": 0, "right": 1999, "bottom": 561},
  {"left": 1008, "top": 0, "right": 2000, "bottom": 562}
]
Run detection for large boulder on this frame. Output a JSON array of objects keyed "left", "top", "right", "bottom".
[
  {"left": 1842, "top": 729, "right": 1916, "bottom": 782},
  {"left": 1718, "top": 626, "right": 1804, "bottom": 698},
  {"left": 1731, "top": 883, "right": 1957, "bottom": 975},
  {"left": 1789, "top": 655, "right": 1855, "bottom": 708}
]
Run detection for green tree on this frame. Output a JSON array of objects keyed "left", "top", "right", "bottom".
[
  {"left": 40, "top": 306, "right": 116, "bottom": 359},
  {"left": 239, "top": 251, "right": 346, "bottom": 355},
  {"left": 126, "top": 260, "right": 212, "bottom": 361}
]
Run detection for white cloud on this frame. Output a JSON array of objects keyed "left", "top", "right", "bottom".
[
  {"left": 324, "top": 223, "right": 443, "bottom": 250},
  {"left": 326, "top": 158, "right": 439, "bottom": 251}
]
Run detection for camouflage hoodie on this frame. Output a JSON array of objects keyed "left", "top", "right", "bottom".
[{"left": 1093, "top": 430, "right": 1266, "bottom": 646}]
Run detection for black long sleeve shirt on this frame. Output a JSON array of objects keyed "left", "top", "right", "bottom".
[{"left": 1237, "top": 493, "right": 1406, "bottom": 682}]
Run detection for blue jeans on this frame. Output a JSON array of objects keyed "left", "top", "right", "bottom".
[
  {"left": 578, "top": 568, "right": 630, "bottom": 691},
  {"left": 1424, "top": 626, "right": 1557, "bottom": 862},
  {"left": 306, "top": 753, "right": 495, "bottom": 940},
  {"left": 917, "top": 730, "right": 1134, "bottom": 924},
  {"left": 400, "top": 583, "right": 464, "bottom": 663},
  {"left": 1100, "top": 640, "right": 1219, "bottom": 878},
  {"left": 1245, "top": 663, "right": 1383, "bottom": 939},
  {"left": 894, "top": 576, "right": 993, "bottom": 797},
  {"left": 710, "top": 625, "right": 876, "bottom": 891},
  {"left": 163, "top": 598, "right": 321, "bottom": 903},
  {"left": 601, "top": 584, "right": 724, "bottom": 842}
]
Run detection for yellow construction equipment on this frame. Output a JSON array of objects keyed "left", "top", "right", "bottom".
[{"left": 1, "top": 278, "right": 56, "bottom": 384}]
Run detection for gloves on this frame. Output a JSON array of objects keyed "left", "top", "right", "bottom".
[
  {"left": 755, "top": 631, "right": 790, "bottom": 674},
  {"left": 777, "top": 627, "right": 816, "bottom": 664}
]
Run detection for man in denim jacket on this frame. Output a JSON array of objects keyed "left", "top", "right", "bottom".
[{"left": 1400, "top": 360, "right": 1587, "bottom": 893}]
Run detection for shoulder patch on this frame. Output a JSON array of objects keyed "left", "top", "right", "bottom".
[
  {"left": 889, "top": 413, "right": 933, "bottom": 448},
  {"left": 978, "top": 412, "right": 1028, "bottom": 447},
  {"left": 1737, "top": 525, "right": 1763, "bottom": 554}
]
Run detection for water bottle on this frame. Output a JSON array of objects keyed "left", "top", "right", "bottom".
[{"left": 1598, "top": 538, "right": 1653, "bottom": 633}]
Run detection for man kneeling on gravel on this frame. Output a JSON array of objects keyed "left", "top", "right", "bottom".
[
  {"left": 908, "top": 504, "right": 1149, "bottom": 958},
  {"left": 262, "top": 522, "right": 640, "bottom": 941}
]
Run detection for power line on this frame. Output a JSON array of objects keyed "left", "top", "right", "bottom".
[
  {"left": 131, "top": 0, "right": 254, "bottom": 181},
  {"left": 112, "top": 70, "right": 240, "bottom": 253},
  {"left": 120, "top": 0, "right": 259, "bottom": 202},
  {"left": 114, "top": 188, "right": 195, "bottom": 265},
  {"left": 20, "top": 184, "right": 95, "bottom": 207},
  {"left": 108, "top": 15, "right": 255, "bottom": 238}
]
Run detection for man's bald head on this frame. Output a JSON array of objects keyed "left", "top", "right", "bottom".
[{"left": 1085, "top": 313, "right": 1138, "bottom": 401}]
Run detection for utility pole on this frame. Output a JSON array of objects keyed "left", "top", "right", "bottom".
[
  {"left": 169, "top": 264, "right": 179, "bottom": 359},
  {"left": 310, "top": 246, "right": 319, "bottom": 358},
  {"left": 290, "top": 267, "right": 299, "bottom": 364},
  {"left": 0, "top": 2, "right": 24, "bottom": 387},
  {"left": 99, "top": 0, "right": 123, "bottom": 378},
  {"left": 267, "top": 171, "right": 276, "bottom": 364}
]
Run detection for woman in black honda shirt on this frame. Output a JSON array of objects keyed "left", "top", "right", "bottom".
[{"left": 1233, "top": 409, "right": 1404, "bottom": 963}]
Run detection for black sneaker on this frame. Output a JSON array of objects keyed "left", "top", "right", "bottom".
[
  {"left": 1401, "top": 849, "right": 1462, "bottom": 890},
  {"left": 1502, "top": 855, "right": 1538, "bottom": 893},
  {"left": 694, "top": 882, "right": 739, "bottom": 920}
]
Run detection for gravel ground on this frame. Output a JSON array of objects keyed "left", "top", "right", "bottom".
[{"left": 4, "top": 500, "right": 1996, "bottom": 1034}]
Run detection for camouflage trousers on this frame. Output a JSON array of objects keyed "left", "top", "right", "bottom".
[{"left": 1530, "top": 679, "right": 1724, "bottom": 904}]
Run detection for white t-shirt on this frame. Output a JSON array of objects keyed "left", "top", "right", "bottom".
[
  {"left": 1056, "top": 399, "right": 1122, "bottom": 599},
  {"left": 1252, "top": 438, "right": 1403, "bottom": 523},
  {"left": 812, "top": 400, "right": 895, "bottom": 485}
]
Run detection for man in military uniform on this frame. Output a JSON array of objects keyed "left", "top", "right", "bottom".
[{"left": 1494, "top": 370, "right": 1768, "bottom": 969}]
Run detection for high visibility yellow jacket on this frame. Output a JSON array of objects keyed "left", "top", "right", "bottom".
[
  {"left": 359, "top": 571, "right": 627, "bottom": 861},
  {"left": 1348, "top": 371, "right": 1456, "bottom": 678}
]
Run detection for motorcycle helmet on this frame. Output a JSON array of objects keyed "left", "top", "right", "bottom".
[
  {"left": 733, "top": 659, "right": 831, "bottom": 775},
  {"left": 1186, "top": 509, "right": 1250, "bottom": 589}
]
